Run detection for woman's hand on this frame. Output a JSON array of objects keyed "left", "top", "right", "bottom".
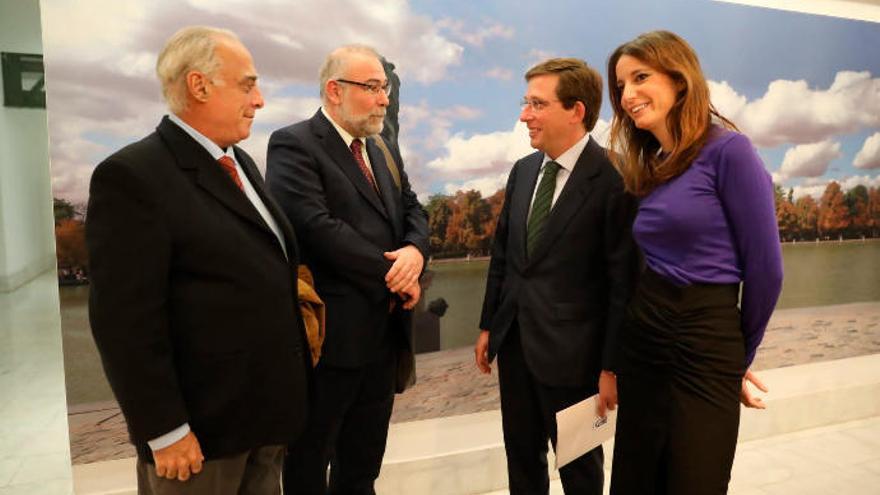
[{"left": 740, "top": 369, "right": 769, "bottom": 409}]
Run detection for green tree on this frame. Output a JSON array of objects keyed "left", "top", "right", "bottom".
[
  {"left": 794, "top": 195, "right": 819, "bottom": 240},
  {"left": 425, "top": 194, "right": 453, "bottom": 255},
  {"left": 844, "top": 185, "right": 870, "bottom": 237},
  {"left": 54, "top": 197, "right": 77, "bottom": 223}
]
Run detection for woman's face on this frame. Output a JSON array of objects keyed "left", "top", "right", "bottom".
[{"left": 615, "top": 54, "right": 679, "bottom": 147}]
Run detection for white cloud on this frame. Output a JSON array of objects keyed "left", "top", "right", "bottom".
[
  {"left": 427, "top": 121, "right": 532, "bottom": 173},
  {"left": 398, "top": 102, "right": 482, "bottom": 152},
  {"left": 40, "top": 0, "right": 466, "bottom": 203},
  {"left": 526, "top": 49, "right": 556, "bottom": 63},
  {"left": 790, "top": 174, "right": 880, "bottom": 200},
  {"left": 778, "top": 140, "right": 842, "bottom": 179},
  {"left": 708, "top": 80, "right": 747, "bottom": 118},
  {"left": 854, "top": 132, "right": 880, "bottom": 169},
  {"left": 709, "top": 71, "right": 880, "bottom": 148},
  {"left": 591, "top": 119, "right": 611, "bottom": 147},
  {"left": 485, "top": 67, "right": 513, "bottom": 81},
  {"left": 436, "top": 18, "right": 514, "bottom": 47},
  {"left": 444, "top": 171, "right": 509, "bottom": 196},
  {"left": 256, "top": 96, "right": 322, "bottom": 127}
]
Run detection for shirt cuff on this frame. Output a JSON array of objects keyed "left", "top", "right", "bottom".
[{"left": 147, "top": 423, "right": 190, "bottom": 452}]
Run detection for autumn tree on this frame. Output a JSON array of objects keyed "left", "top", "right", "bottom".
[
  {"left": 818, "top": 182, "right": 850, "bottom": 239},
  {"left": 774, "top": 184, "right": 798, "bottom": 241},
  {"left": 55, "top": 218, "right": 88, "bottom": 269},
  {"left": 867, "top": 187, "right": 880, "bottom": 237}
]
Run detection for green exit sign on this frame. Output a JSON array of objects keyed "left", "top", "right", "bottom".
[{"left": 2, "top": 52, "right": 45, "bottom": 109}]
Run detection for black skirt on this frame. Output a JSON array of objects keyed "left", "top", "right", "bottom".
[{"left": 610, "top": 269, "right": 745, "bottom": 495}]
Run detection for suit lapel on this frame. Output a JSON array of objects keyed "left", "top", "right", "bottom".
[
  {"left": 367, "top": 137, "right": 402, "bottom": 237},
  {"left": 311, "top": 111, "right": 388, "bottom": 219},
  {"left": 527, "top": 138, "right": 603, "bottom": 263},
  {"left": 157, "top": 118, "right": 275, "bottom": 238},
  {"left": 235, "top": 147, "right": 299, "bottom": 264}
]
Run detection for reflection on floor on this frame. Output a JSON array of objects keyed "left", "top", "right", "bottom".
[
  {"left": 481, "top": 416, "right": 880, "bottom": 495},
  {"left": 0, "top": 272, "right": 73, "bottom": 494}
]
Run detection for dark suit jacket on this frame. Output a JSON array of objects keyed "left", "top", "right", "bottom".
[
  {"left": 86, "top": 117, "right": 310, "bottom": 461},
  {"left": 265, "top": 110, "right": 429, "bottom": 370},
  {"left": 479, "top": 137, "right": 637, "bottom": 388}
]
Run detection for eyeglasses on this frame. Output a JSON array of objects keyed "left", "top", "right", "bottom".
[
  {"left": 520, "top": 97, "right": 558, "bottom": 112},
  {"left": 336, "top": 78, "right": 391, "bottom": 96}
]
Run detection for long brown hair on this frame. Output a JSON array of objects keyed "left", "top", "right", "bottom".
[{"left": 607, "top": 30, "right": 736, "bottom": 197}]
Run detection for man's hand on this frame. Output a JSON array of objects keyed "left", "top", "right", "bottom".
[
  {"left": 397, "top": 281, "right": 421, "bottom": 310},
  {"left": 154, "top": 431, "right": 204, "bottom": 482},
  {"left": 474, "top": 330, "right": 492, "bottom": 374},
  {"left": 741, "top": 369, "right": 769, "bottom": 409},
  {"left": 384, "top": 245, "right": 424, "bottom": 293},
  {"left": 597, "top": 370, "right": 618, "bottom": 417}
]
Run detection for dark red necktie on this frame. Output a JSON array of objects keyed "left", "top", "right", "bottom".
[
  {"left": 349, "top": 139, "right": 378, "bottom": 193},
  {"left": 217, "top": 155, "right": 244, "bottom": 191}
]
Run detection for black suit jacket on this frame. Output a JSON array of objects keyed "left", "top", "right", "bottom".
[
  {"left": 479, "top": 137, "right": 637, "bottom": 388},
  {"left": 265, "top": 110, "right": 429, "bottom": 369},
  {"left": 86, "top": 117, "right": 310, "bottom": 460}
]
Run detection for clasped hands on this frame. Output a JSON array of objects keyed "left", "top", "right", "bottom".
[{"left": 384, "top": 245, "right": 423, "bottom": 310}]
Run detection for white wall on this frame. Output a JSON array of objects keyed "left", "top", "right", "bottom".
[{"left": 0, "top": 0, "right": 56, "bottom": 291}]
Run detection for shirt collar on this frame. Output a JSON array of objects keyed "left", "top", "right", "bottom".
[
  {"left": 542, "top": 131, "right": 591, "bottom": 173},
  {"left": 167, "top": 113, "right": 234, "bottom": 162},
  {"left": 321, "top": 106, "right": 364, "bottom": 149}
]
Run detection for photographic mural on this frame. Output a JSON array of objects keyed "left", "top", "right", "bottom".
[{"left": 41, "top": 0, "right": 879, "bottom": 464}]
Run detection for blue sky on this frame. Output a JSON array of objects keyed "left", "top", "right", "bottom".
[{"left": 41, "top": 0, "right": 880, "bottom": 203}]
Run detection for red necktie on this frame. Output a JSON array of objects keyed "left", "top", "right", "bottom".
[
  {"left": 217, "top": 155, "right": 244, "bottom": 191},
  {"left": 349, "top": 139, "right": 378, "bottom": 193}
]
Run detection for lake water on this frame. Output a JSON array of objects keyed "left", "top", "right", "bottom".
[
  {"left": 60, "top": 240, "right": 879, "bottom": 405},
  {"left": 424, "top": 240, "right": 880, "bottom": 350}
]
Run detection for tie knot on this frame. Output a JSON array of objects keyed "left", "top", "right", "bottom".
[
  {"left": 544, "top": 160, "right": 561, "bottom": 176},
  {"left": 217, "top": 155, "right": 236, "bottom": 170},
  {"left": 350, "top": 139, "right": 363, "bottom": 154}
]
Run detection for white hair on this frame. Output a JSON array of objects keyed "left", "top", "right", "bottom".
[
  {"left": 318, "top": 44, "right": 382, "bottom": 103},
  {"left": 156, "top": 26, "right": 239, "bottom": 114}
]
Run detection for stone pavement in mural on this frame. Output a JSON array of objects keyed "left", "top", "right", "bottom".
[{"left": 69, "top": 301, "right": 880, "bottom": 464}]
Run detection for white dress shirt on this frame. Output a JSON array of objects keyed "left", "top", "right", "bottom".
[{"left": 528, "top": 131, "right": 591, "bottom": 219}]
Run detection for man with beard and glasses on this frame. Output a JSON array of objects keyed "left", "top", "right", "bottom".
[{"left": 266, "top": 44, "right": 428, "bottom": 495}]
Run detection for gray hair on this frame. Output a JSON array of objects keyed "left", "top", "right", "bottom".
[
  {"left": 319, "top": 44, "right": 382, "bottom": 103},
  {"left": 156, "top": 26, "right": 239, "bottom": 114}
]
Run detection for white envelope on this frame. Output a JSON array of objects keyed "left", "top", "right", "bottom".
[{"left": 554, "top": 393, "right": 617, "bottom": 469}]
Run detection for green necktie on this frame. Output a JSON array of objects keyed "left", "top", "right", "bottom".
[{"left": 527, "top": 161, "right": 561, "bottom": 257}]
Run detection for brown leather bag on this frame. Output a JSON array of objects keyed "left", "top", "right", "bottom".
[{"left": 297, "top": 265, "right": 325, "bottom": 366}]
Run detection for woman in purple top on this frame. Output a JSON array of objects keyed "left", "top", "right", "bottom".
[{"left": 605, "top": 31, "right": 783, "bottom": 494}]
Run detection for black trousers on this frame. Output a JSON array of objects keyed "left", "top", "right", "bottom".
[
  {"left": 610, "top": 269, "right": 745, "bottom": 495},
  {"left": 498, "top": 326, "right": 604, "bottom": 495},
  {"left": 283, "top": 347, "right": 396, "bottom": 495}
]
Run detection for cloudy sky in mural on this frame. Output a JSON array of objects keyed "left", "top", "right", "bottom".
[{"left": 42, "top": 0, "right": 880, "bottom": 204}]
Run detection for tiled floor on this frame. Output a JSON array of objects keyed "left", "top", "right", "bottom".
[
  {"left": 482, "top": 416, "right": 880, "bottom": 495},
  {"left": 0, "top": 272, "right": 73, "bottom": 495}
]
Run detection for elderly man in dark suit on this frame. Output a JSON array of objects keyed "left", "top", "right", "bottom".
[
  {"left": 86, "top": 26, "right": 309, "bottom": 494},
  {"left": 475, "top": 58, "right": 638, "bottom": 495},
  {"left": 266, "top": 44, "right": 428, "bottom": 495}
]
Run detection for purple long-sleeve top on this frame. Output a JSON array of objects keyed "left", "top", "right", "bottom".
[{"left": 633, "top": 126, "right": 783, "bottom": 367}]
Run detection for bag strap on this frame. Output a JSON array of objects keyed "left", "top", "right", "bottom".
[{"left": 370, "top": 135, "right": 401, "bottom": 192}]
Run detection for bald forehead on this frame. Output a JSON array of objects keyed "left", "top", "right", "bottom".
[
  {"left": 343, "top": 53, "right": 385, "bottom": 82},
  {"left": 215, "top": 37, "right": 257, "bottom": 78}
]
